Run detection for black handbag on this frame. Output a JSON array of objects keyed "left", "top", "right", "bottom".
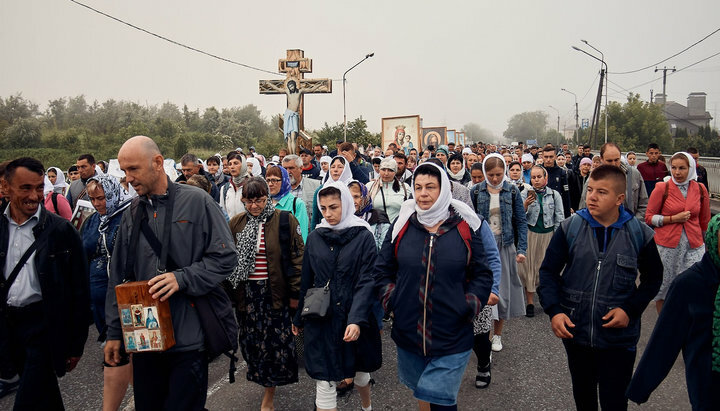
[{"left": 301, "top": 279, "right": 331, "bottom": 319}]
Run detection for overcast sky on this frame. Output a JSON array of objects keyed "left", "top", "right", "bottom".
[{"left": 2, "top": 0, "right": 719, "bottom": 139}]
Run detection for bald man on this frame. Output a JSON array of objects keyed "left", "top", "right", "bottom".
[{"left": 104, "top": 136, "right": 237, "bottom": 410}]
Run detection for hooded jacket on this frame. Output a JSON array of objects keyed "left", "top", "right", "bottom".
[{"left": 538, "top": 207, "right": 662, "bottom": 348}]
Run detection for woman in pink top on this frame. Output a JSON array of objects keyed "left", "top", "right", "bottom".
[
  {"left": 43, "top": 175, "right": 72, "bottom": 220},
  {"left": 645, "top": 152, "right": 710, "bottom": 313}
]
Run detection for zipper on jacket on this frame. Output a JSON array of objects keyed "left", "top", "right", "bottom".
[
  {"left": 590, "top": 259, "right": 602, "bottom": 347},
  {"left": 422, "top": 234, "right": 436, "bottom": 356}
]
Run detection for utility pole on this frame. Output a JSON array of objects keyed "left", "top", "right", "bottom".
[
  {"left": 654, "top": 66, "right": 676, "bottom": 100},
  {"left": 650, "top": 89, "right": 654, "bottom": 103}
]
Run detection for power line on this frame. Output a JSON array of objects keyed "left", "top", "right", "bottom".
[
  {"left": 620, "top": 49, "right": 720, "bottom": 92},
  {"left": 68, "top": 0, "right": 282, "bottom": 76},
  {"left": 609, "top": 27, "right": 720, "bottom": 74}
]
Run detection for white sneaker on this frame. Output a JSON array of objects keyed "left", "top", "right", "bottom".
[{"left": 491, "top": 335, "right": 503, "bottom": 352}]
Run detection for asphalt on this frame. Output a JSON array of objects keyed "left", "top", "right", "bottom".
[{"left": 0, "top": 299, "right": 691, "bottom": 410}]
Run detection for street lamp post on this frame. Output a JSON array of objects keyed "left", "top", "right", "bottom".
[
  {"left": 548, "top": 105, "right": 560, "bottom": 146},
  {"left": 561, "top": 88, "right": 579, "bottom": 143},
  {"left": 343, "top": 52, "right": 374, "bottom": 142},
  {"left": 579, "top": 40, "right": 608, "bottom": 144}
]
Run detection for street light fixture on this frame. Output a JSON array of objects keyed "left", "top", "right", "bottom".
[
  {"left": 343, "top": 52, "right": 374, "bottom": 142},
  {"left": 561, "top": 88, "right": 579, "bottom": 143},
  {"left": 574, "top": 41, "right": 608, "bottom": 144}
]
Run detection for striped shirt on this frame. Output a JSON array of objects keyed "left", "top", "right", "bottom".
[{"left": 249, "top": 224, "right": 268, "bottom": 280}]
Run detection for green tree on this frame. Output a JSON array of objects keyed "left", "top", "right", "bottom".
[
  {"left": 461, "top": 122, "right": 494, "bottom": 144},
  {"left": 174, "top": 136, "right": 189, "bottom": 158},
  {"left": 1, "top": 117, "right": 42, "bottom": 148},
  {"left": 503, "top": 111, "right": 548, "bottom": 143},
  {"left": 0, "top": 94, "right": 39, "bottom": 132},
  {"left": 598, "top": 94, "right": 672, "bottom": 152}
]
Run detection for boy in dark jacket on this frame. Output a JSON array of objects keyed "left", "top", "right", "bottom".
[{"left": 538, "top": 165, "right": 662, "bottom": 410}]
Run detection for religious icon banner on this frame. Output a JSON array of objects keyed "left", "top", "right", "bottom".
[
  {"left": 421, "top": 127, "right": 447, "bottom": 150},
  {"left": 381, "top": 115, "right": 421, "bottom": 155},
  {"left": 116, "top": 280, "right": 175, "bottom": 352}
]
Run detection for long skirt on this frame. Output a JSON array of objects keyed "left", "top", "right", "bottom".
[
  {"left": 496, "top": 235, "right": 526, "bottom": 320},
  {"left": 518, "top": 230, "right": 553, "bottom": 293},
  {"left": 654, "top": 229, "right": 705, "bottom": 301},
  {"left": 238, "top": 280, "right": 298, "bottom": 387}
]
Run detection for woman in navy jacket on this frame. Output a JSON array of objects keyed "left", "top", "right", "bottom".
[{"left": 375, "top": 162, "right": 493, "bottom": 410}]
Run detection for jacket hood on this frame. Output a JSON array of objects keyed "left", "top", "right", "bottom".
[{"left": 577, "top": 205, "right": 633, "bottom": 229}]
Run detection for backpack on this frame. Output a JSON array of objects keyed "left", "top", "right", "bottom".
[
  {"left": 129, "top": 196, "right": 240, "bottom": 383},
  {"left": 50, "top": 193, "right": 61, "bottom": 216},
  {"left": 564, "top": 213, "right": 645, "bottom": 255},
  {"left": 393, "top": 219, "right": 473, "bottom": 265}
]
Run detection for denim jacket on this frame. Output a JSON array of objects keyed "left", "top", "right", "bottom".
[
  {"left": 521, "top": 187, "right": 565, "bottom": 230},
  {"left": 470, "top": 181, "right": 528, "bottom": 255}
]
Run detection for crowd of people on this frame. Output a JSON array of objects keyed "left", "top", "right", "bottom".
[{"left": 0, "top": 135, "right": 718, "bottom": 410}]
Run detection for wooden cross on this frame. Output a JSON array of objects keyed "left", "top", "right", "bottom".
[{"left": 259, "top": 49, "right": 332, "bottom": 145}]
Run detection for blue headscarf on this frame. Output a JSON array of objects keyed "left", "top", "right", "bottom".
[{"left": 270, "top": 165, "right": 292, "bottom": 201}]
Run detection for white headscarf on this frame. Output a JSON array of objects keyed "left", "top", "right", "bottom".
[
  {"left": 318, "top": 155, "right": 333, "bottom": 178},
  {"left": 670, "top": 152, "right": 698, "bottom": 187},
  {"left": 391, "top": 162, "right": 481, "bottom": 242},
  {"left": 315, "top": 180, "right": 372, "bottom": 232},
  {"left": 322, "top": 156, "right": 353, "bottom": 185},
  {"left": 482, "top": 153, "right": 507, "bottom": 190},
  {"left": 43, "top": 175, "right": 54, "bottom": 197},
  {"left": 46, "top": 167, "right": 69, "bottom": 194},
  {"left": 246, "top": 157, "right": 262, "bottom": 177}
]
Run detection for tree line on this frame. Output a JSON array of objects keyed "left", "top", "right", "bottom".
[{"left": 0, "top": 93, "right": 381, "bottom": 169}]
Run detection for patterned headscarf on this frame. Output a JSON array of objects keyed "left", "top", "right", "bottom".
[
  {"left": 703, "top": 214, "right": 720, "bottom": 372},
  {"left": 228, "top": 187, "right": 276, "bottom": 288},
  {"left": 88, "top": 174, "right": 133, "bottom": 227},
  {"left": 348, "top": 180, "right": 373, "bottom": 218}
]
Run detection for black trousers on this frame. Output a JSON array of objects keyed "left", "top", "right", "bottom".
[
  {"left": 473, "top": 332, "right": 491, "bottom": 367},
  {"left": 132, "top": 349, "right": 208, "bottom": 411},
  {"left": 563, "top": 340, "right": 636, "bottom": 411},
  {"left": 4, "top": 302, "right": 64, "bottom": 410}
]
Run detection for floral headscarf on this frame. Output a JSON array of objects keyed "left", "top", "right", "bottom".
[
  {"left": 269, "top": 165, "right": 291, "bottom": 201},
  {"left": 87, "top": 174, "right": 133, "bottom": 227},
  {"left": 703, "top": 214, "right": 720, "bottom": 372},
  {"left": 348, "top": 180, "right": 373, "bottom": 218}
]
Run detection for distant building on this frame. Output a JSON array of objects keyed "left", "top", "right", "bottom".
[{"left": 654, "top": 92, "right": 713, "bottom": 136}]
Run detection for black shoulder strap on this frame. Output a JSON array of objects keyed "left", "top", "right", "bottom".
[
  {"left": 1, "top": 218, "right": 56, "bottom": 308},
  {"left": 278, "top": 210, "right": 292, "bottom": 277},
  {"left": 51, "top": 193, "right": 60, "bottom": 215},
  {"left": 292, "top": 197, "right": 298, "bottom": 216}
]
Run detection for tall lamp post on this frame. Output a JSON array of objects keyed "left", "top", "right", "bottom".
[
  {"left": 561, "top": 88, "right": 579, "bottom": 143},
  {"left": 343, "top": 52, "right": 374, "bottom": 142},
  {"left": 548, "top": 105, "right": 560, "bottom": 146},
  {"left": 574, "top": 40, "right": 608, "bottom": 144}
]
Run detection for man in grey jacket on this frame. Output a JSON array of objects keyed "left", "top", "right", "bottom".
[
  {"left": 579, "top": 143, "right": 647, "bottom": 219},
  {"left": 283, "top": 154, "right": 320, "bottom": 225},
  {"left": 104, "top": 136, "right": 237, "bottom": 410}
]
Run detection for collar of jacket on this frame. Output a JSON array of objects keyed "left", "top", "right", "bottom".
[{"left": 577, "top": 206, "right": 633, "bottom": 229}]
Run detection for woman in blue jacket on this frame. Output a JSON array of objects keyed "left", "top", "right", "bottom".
[
  {"left": 81, "top": 174, "right": 133, "bottom": 411},
  {"left": 376, "top": 162, "right": 493, "bottom": 410},
  {"left": 293, "top": 181, "right": 380, "bottom": 411},
  {"left": 472, "top": 153, "right": 528, "bottom": 352}
]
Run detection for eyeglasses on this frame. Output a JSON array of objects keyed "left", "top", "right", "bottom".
[
  {"left": 266, "top": 178, "right": 282, "bottom": 184},
  {"left": 243, "top": 197, "right": 267, "bottom": 206}
]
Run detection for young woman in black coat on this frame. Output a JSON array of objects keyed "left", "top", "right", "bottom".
[{"left": 292, "top": 181, "right": 380, "bottom": 411}]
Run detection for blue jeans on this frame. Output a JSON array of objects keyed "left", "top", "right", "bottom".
[{"left": 397, "top": 347, "right": 471, "bottom": 406}]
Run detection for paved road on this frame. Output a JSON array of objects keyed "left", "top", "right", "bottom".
[{"left": 1, "top": 301, "right": 690, "bottom": 410}]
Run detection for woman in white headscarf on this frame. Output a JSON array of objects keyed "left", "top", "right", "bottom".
[
  {"left": 43, "top": 175, "right": 72, "bottom": 220},
  {"left": 46, "top": 167, "right": 69, "bottom": 195},
  {"left": 375, "top": 162, "right": 494, "bottom": 408},
  {"left": 293, "top": 181, "right": 380, "bottom": 411},
  {"left": 645, "top": 151, "right": 710, "bottom": 313},
  {"left": 472, "top": 153, "right": 527, "bottom": 353},
  {"left": 246, "top": 156, "right": 264, "bottom": 177},
  {"left": 310, "top": 156, "right": 354, "bottom": 230},
  {"left": 366, "top": 157, "right": 411, "bottom": 223},
  {"left": 318, "top": 155, "right": 332, "bottom": 179}
]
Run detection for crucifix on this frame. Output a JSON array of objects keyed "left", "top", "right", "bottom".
[{"left": 259, "top": 49, "right": 332, "bottom": 154}]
